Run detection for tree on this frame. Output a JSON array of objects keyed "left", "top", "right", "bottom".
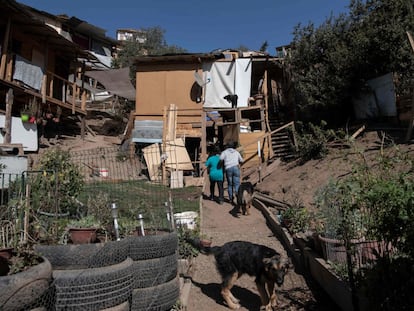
[
  {"left": 112, "top": 26, "right": 187, "bottom": 80},
  {"left": 112, "top": 26, "right": 187, "bottom": 102},
  {"left": 288, "top": 0, "right": 414, "bottom": 124},
  {"left": 259, "top": 41, "right": 268, "bottom": 53}
]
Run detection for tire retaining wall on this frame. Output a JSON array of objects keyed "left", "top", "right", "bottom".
[
  {"left": 34, "top": 231, "right": 179, "bottom": 311},
  {"left": 126, "top": 232, "right": 180, "bottom": 311}
]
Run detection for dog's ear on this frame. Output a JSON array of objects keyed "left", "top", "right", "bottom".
[{"left": 262, "top": 257, "right": 273, "bottom": 271}]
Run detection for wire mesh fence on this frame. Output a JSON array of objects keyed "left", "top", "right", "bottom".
[{"left": 0, "top": 145, "right": 202, "bottom": 310}]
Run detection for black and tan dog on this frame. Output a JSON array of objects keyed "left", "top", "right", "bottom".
[
  {"left": 188, "top": 239, "right": 290, "bottom": 310},
  {"left": 236, "top": 182, "right": 254, "bottom": 215}
]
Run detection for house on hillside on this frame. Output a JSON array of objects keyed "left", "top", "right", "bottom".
[
  {"left": 0, "top": 0, "right": 100, "bottom": 154},
  {"left": 131, "top": 50, "right": 295, "bottom": 184},
  {"left": 0, "top": 0, "right": 134, "bottom": 157},
  {"left": 23, "top": 3, "right": 135, "bottom": 113}
]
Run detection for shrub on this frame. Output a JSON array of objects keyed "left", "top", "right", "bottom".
[
  {"left": 30, "top": 148, "right": 84, "bottom": 216},
  {"left": 295, "top": 121, "right": 343, "bottom": 164}
]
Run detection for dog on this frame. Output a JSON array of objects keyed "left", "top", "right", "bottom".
[
  {"left": 236, "top": 182, "right": 254, "bottom": 215},
  {"left": 224, "top": 94, "right": 238, "bottom": 108},
  {"left": 188, "top": 239, "right": 290, "bottom": 310}
]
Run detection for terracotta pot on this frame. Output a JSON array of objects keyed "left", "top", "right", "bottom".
[
  {"left": 318, "top": 235, "right": 363, "bottom": 263},
  {"left": 0, "top": 247, "right": 14, "bottom": 260},
  {"left": 69, "top": 228, "right": 98, "bottom": 244}
]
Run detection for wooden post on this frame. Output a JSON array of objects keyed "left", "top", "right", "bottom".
[
  {"left": 405, "top": 32, "right": 414, "bottom": 142},
  {"left": 201, "top": 110, "right": 207, "bottom": 165},
  {"left": 0, "top": 17, "right": 11, "bottom": 80},
  {"left": 405, "top": 88, "right": 414, "bottom": 142},
  {"left": 4, "top": 88, "right": 13, "bottom": 144},
  {"left": 162, "top": 106, "right": 168, "bottom": 185}
]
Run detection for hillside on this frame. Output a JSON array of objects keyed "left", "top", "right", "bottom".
[{"left": 255, "top": 130, "right": 413, "bottom": 212}]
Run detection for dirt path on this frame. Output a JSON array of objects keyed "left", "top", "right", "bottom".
[{"left": 185, "top": 184, "right": 337, "bottom": 311}]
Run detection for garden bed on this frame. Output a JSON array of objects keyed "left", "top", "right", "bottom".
[{"left": 253, "top": 197, "right": 369, "bottom": 311}]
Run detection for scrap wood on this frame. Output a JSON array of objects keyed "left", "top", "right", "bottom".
[
  {"left": 77, "top": 115, "right": 96, "bottom": 137},
  {"left": 244, "top": 158, "right": 280, "bottom": 185},
  {"left": 350, "top": 125, "right": 366, "bottom": 140},
  {"left": 253, "top": 192, "right": 290, "bottom": 210}
]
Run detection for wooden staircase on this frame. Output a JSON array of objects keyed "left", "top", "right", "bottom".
[{"left": 268, "top": 118, "right": 297, "bottom": 161}]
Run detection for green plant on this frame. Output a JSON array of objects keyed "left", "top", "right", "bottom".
[
  {"left": 7, "top": 248, "right": 43, "bottom": 275},
  {"left": 67, "top": 215, "right": 102, "bottom": 229},
  {"left": 85, "top": 191, "right": 113, "bottom": 228},
  {"left": 30, "top": 148, "right": 84, "bottom": 216},
  {"left": 177, "top": 227, "right": 200, "bottom": 259},
  {"left": 295, "top": 121, "right": 342, "bottom": 164}
]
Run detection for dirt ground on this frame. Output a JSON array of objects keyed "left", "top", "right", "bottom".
[
  {"left": 185, "top": 194, "right": 338, "bottom": 311},
  {"left": 46, "top": 126, "right": 413, "bottom": 311},
  {"left": 185, "top": 130, "right": 413, "bottom": 311}
]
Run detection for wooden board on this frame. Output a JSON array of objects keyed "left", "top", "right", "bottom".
[{"left": 239, "top": 131, "right": 269, "bottom": 169}]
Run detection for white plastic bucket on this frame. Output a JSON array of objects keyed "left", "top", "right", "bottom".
[
  {"left": 99, "top": 168, "right": 109, "bottom": 178},
  {"left": 174, "top": 211, "right": 198, "bottom": 230}
]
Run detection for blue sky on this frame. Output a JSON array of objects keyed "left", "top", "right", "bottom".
[{"left": 17, "top": 0, "right": 350, "bottom": 54}]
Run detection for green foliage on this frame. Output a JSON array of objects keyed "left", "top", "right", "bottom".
[
  {"left": 31, "top": 148, "right": 84, "bottom": 216},
  {"left": 177, "top": 227, "right": 200, "bottom": 259},
  {"left": 112, "top": 26, "right": 187, "bottom": 84},
  {"left": 259, "top": 41, "right": 268, "bottom": 53},
  {"left": 67, "top": 215, "right": 102, "bottom": 229},
  {"left": 282, "top": 206, "right": 310, "bottom": 234},
  {"left": 288, "top": 0, "right": 414, "bottom": 123},
  {"left": 315, "top": 144, "right": 413, "bottom": 246},
  {"left": 85, "top": 191, "right": 113, "bottom": 228},
  {"left": 295, "top": 121, "right": 342, "bottom": 163}
]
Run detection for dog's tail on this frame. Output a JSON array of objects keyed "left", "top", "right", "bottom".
[{"left": 185, "top": 236, "right": 219, "bottom": 255}]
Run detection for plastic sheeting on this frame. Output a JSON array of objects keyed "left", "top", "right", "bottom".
[
  {"left": 353, "top": 73, "right": 397, "bottom": 119},
  {"left": 203, "top": 58, "right": 252, "bottom": 108},
  {"left": 85, "top": 67, "right": 136, "bottom": 101}
]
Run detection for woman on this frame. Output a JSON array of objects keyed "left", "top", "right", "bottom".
[
  {"left": 205, "top": 145, "right": 224, "bottom": 204},
  {"left": 220, "top": 141, "right": 243, "bottom": 204}
]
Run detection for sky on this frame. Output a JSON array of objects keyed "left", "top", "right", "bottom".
[{"left": 17, "top": 0, "right": 350, "bottom": 54}]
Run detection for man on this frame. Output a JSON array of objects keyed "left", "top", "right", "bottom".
[{"left": 220, "top": 141, "right": 243, "bottom": 204}]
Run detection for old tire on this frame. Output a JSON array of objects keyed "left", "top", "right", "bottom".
[
  {"left": 0, "top": 256, "right": 52, "bottom": 311},
  {"left": 127, "top": 232, "right": 177, "bottom": 260},
  {"left": 132, "top": 253, "right": 177, "bottom": 289},
  {"left": 131, "top": 276, "right": 180, "bottom": 311},
  {"left": 35, "top": 239, "right": 129, "bottom": 269},
  {"left": 53, "top": 257, "right": 133, "bottom": 310}
]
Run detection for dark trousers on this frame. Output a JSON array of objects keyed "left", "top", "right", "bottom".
[{"left": 210, "top": 179, "right": 224, "bottom": 202}]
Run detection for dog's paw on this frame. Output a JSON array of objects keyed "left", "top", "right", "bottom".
[{"left": 260, "top": 304, "right": 273, "bottom": 311}]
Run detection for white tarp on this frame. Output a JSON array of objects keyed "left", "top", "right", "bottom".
[
  {"left": 0, "top": 116, "right": 38, "bottom": 151},
  {"left": 353, "top": 73, "right": 397, "bottom": 119},
  {"left": 203, "top": 58, "right": 252, "bottom": 108}
]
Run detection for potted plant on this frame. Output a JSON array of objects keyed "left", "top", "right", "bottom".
[
  {"left": 67, "top": 215, "right": 102, "bottom": 244},
  {"left": 20, "top": 99, "right": 38, "bottom": 123}
]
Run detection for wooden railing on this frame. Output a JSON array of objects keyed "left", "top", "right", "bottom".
[
  {"left": 0, "top": 52, "right": 88, "bottom": 114},
  {"left": 44, "top": 71, "right": 89, "bottom": 113},
  {"left": 238, "top": 121, "right": 296, "bottom": 168}
]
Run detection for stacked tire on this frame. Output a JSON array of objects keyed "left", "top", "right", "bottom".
[
  {"left": 127, "top": 232, "right": 180, "bottom": 311},
  {"left": 35, "top": 240, "right": 132, "bottom": 311},
  {"left": 53, "top": 257, "right": 133, "bottom": 311},
  {"left": 35, "top": 232, "right": 180, "bottom": 311}
]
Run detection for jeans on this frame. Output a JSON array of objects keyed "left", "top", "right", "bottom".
[
  {"left": 210, "top": 180, "right": 224, "bottom": 202},
  {"left": 225, "top": 166, "right": 240, "bottom": 201}
]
